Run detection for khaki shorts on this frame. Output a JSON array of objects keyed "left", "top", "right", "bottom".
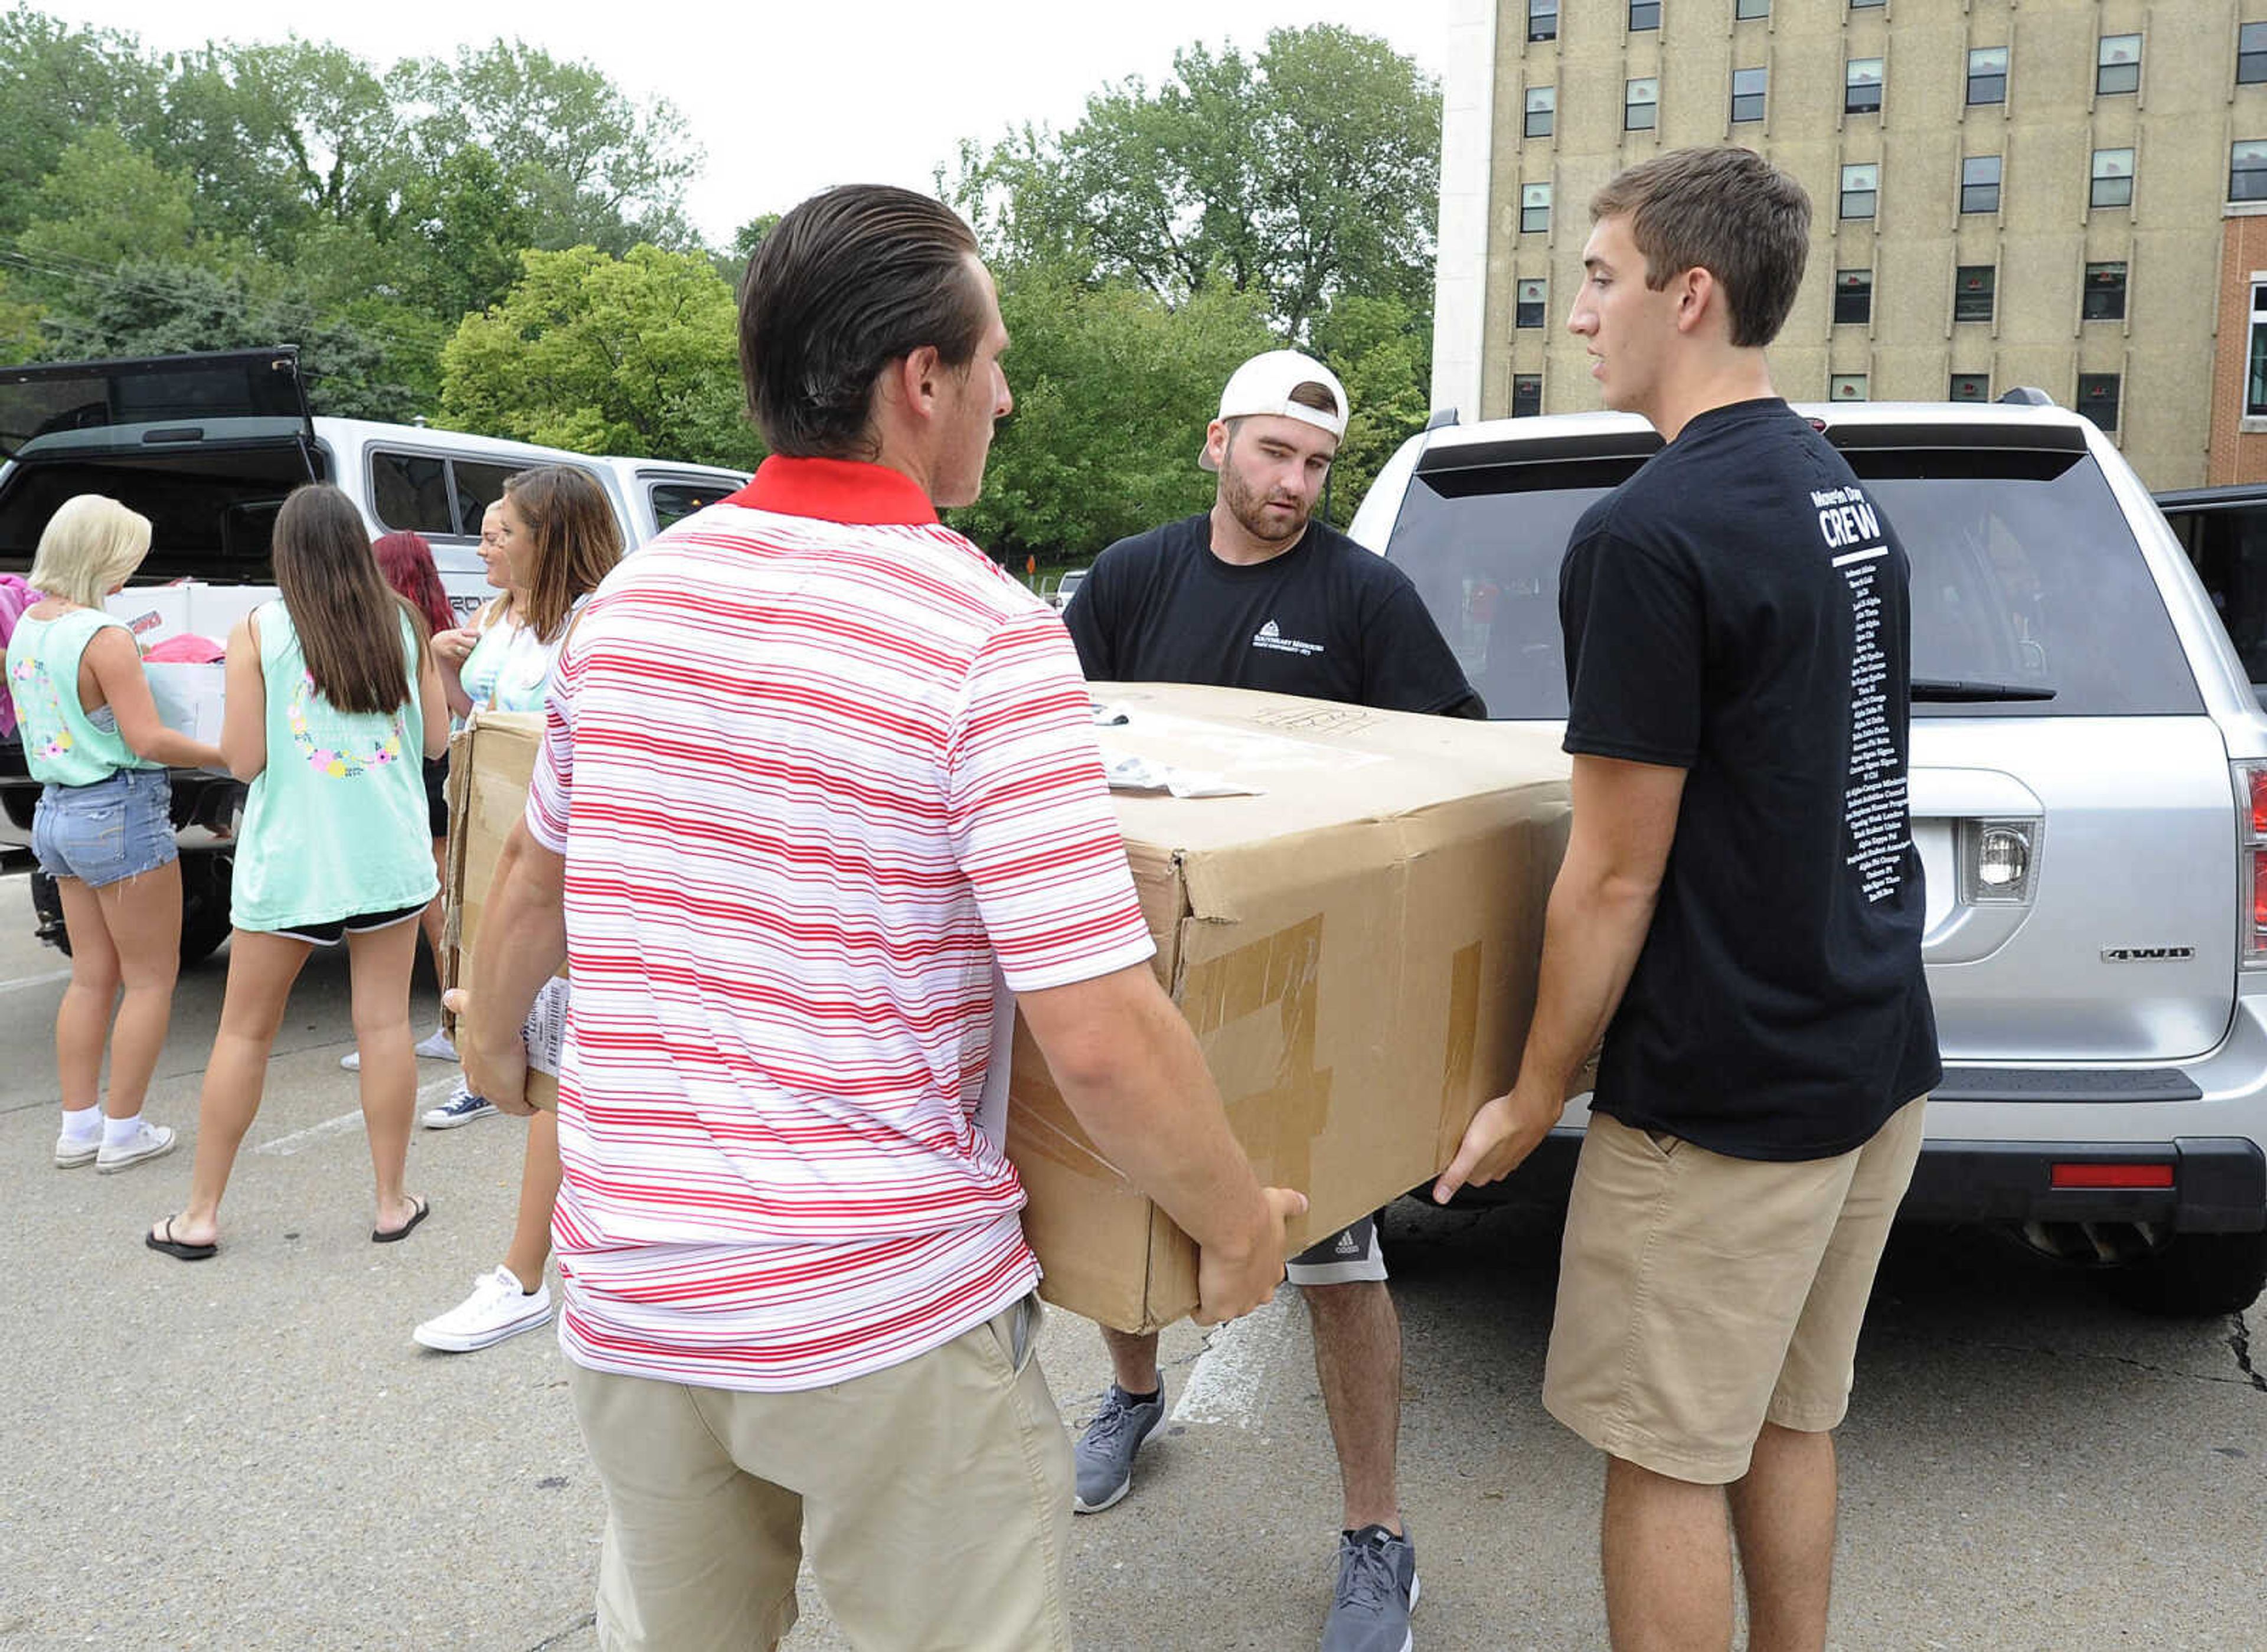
[
  {"left": 1543, "top": 1098, "right": 1926, "bottom": 1485},
  {"left": 569, "top": 1294, "right": 1072, "bottom": 1652}
]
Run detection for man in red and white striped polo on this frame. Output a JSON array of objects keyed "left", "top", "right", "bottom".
[{"left": 460, "top": 185, "right": 1305, "bottom": 1651}]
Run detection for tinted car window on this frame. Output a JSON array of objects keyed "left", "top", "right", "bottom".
[
  {"left": 1387, "top": 443, "right": 2202, "bottom": 719},
  {"left": 650, "top": 481, "right": 731, "bottom": 530},
  {"left": 453, "top": 461, "right": 518, "bottom": 534},
  {"left": 2167, "top": 503, "right": 2267, "bottom": 687},
  {"left": 370, "top": 450, "right": 452, "bottom": 535}
]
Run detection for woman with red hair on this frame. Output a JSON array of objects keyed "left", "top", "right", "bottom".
[{"left": 365, "top": 531, "right": 458, "bottom": 1063}]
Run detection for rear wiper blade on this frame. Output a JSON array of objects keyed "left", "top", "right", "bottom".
[{"left": 1910, "top": 678, "right": 2056, "bottom": 703}]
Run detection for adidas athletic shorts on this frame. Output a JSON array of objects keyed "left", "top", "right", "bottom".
[{"left": 1285, "top": 1212, "right": 1388, "bottom": 1287}]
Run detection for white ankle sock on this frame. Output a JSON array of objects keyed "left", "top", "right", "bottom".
[
  {"left": 60, "top": 1108, "right": 101, "bottom": 1142},
  {"left": 102, "top": 1112, "right": 144, "bottom": 1148}
]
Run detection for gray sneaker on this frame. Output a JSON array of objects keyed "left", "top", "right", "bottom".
[
  {"left": 1071, "top": 1383, "right": 1165, "bottom": 1513},
  {"left": 1321, "top": 1524, "right": 1419, "bottom": 1652}
]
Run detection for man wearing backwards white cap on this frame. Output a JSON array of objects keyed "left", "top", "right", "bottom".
[{"left": 1064, "top": 348, "right": 1480, "bottom": 1652}]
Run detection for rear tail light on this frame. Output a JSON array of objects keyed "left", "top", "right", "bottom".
[
  {"left": 2050, "top": 1162, "right": 2174, "bottom": 1190},
  {"left": 2239, "top": 764, "right": 2267, "bottom": 966}
]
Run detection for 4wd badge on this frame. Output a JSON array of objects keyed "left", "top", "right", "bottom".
[{"left": 2100, "top": 946, "right": 2196, "bottom": 962}]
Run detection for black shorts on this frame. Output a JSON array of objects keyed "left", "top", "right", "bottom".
[
  {"left": 423, "top": 755, "right": 450, "bottom": 838},
  {"left": 269, "top": 902, "right": 429, "bottom": 947}
]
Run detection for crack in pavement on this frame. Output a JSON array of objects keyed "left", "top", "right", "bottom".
[
  {"left": 1876, "top": 1321, "right": 2267, "bottom": 1394},
  {"left": 524, "top": 1611, "right": 597, "bottom": 1651},
  {"left": 2228, "top": 1311, "right": 2267, "bottom": 1395}
]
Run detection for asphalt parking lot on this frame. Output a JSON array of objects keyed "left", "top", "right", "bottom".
[{"left": 1, "top": 864, "right": 2261, "bottom": 1651}]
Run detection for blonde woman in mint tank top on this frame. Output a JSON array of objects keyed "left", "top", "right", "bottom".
[
  {"left": 6, "top": 495, "right": 225, "bottom": 1178},
  {"left": 146, "top": 485, "right": 449, "bottom": 1262}
]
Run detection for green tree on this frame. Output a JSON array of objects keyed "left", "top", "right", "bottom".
[
  {"left": 955, "top": 26, "right": 1439, "bottom": 339},
  {"left": 0, "top": 9, "right": 162, "bottom": 237},
  {"left": 15, "top": 129, "right": 204, "bottom": 278},
  {"left": 949, "top": 267, "right": 1275, "bottom": 561},
  {"left": 401, "top": 43, "right": 701, "bottom": 254},
  {"left": 155, "top": 39, "right": 400, "bottom": 257},
  {"left": 40, "top": 258, "right": 423, "bottom": 422},
  {"left": 438, "top": 244, "right": 759, "bottom": 468}
]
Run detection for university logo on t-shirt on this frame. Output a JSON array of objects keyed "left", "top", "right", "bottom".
[{"left": 1252, "top": 618, "right": 1324, "bottom": 658}]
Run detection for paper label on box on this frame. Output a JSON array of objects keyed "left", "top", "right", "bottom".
[
  {"left": 974, "top": 961, "right": 1013, "bottom": 1151},
  {"left": 525, "top": 977, "right": 570, "bottom": 1077}
]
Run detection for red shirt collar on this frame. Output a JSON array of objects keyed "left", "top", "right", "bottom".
[{"left": 727, "top": 456, "right": 939, "bottom": 527}]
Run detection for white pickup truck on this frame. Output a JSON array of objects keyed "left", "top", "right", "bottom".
[{"left": 0, "top": 346, "right": 747, "bottom": 961}]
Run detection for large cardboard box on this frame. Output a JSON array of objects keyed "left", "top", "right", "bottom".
[
  {"left": 142, "top": 662, "right": 227, "bottom": 746},
  {"left": 441, "top": 711, "right": 563, "bottom": 1111},
  {"left": 440, "top": 687, "right": 1582, "bottom": 1332},
  {"left": 1016, "top": 685, "right": 1577, "bottom": 1331},
  {"left": 106, "top": 581, "right": 277, "bottom": 647}
]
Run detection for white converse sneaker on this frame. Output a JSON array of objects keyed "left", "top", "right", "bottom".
[
  {"left": 96, "top": 1121, "right": 177, "bottom": 1174},
  {"left": 344, "top": 1030, "right": 460, "bottom": 1072},
  {"left": 55, "top": 1126, "right": 101, "bottom": 1169},
  {"left": 413, "top": 1266, "right": 553, "bottom": 1352}
]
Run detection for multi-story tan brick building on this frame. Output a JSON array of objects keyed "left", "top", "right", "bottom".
[{"left": 1430, "top": 0, "right": 2267, "bottom": 488}]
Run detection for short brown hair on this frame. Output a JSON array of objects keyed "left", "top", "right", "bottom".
[
  {"left": 502, "top": 466, "right": 622, "bottom": 643},
  {"left": 738, "top": 185, "right": 987, "bottom": 459},
  {"left": 1589, "top": 147, "right": 1811, "bottom": 348}
]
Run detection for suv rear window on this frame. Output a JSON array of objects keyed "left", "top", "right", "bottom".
[{"left": 1388, "top": 442, "right": 2202, "bottom": 719}]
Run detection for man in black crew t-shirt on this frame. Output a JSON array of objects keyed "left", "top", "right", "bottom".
[
  {"left": 1064, "top": 350, "right": 1479, "bottom": 1652},
  {"left": 1434, "top": 148, "right": 1938, "bottom": 1651}
]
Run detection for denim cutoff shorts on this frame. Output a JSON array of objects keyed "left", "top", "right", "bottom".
[{"left": 31, "top": 767, "right": 176, "bottom": 889}]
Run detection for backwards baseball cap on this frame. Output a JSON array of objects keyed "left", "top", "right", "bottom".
[{"left": 1201, "top": 350, "right": 1350, "bottom": 471}]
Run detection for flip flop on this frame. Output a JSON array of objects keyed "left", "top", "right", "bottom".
[
  {"left": 373, "top": 1195, "right": 431, "bottom": 1244},
  {"left": 146, "top": 1216, "right": 217, "bottom": 1262}
]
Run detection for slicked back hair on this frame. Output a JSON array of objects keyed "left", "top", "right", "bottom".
[
  {"left": 1589, "top": 147, "right": 1812, "bottom": 348},
  {"left": 738, "top": 185, "right": 988, "bottom": 459}
]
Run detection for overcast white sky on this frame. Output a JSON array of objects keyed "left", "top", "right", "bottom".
[{"left": 54, "top": 1, "right": 1451, "bottom": 243}]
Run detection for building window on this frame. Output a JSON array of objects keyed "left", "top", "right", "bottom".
[
  {"left": 1850, "top": 0, "right": 1884, "bottom": 8},
  {"left": 2077, "top": 373, "right": 2121, "bottom": 432},
  {"left": 1630, "top": 1, "right": 1661, "bottom": 30},
  {"left": 1521, "top": 183, "right": 1553, "bottom": 234},
  {"left": 1513, "top": 374, "right": 1544, "bottom": 418},
  {"left": 2090, "top": 148, "right": 2134, "bottom": 209},
  {"left": 1732, "top": 67, "right": 1767, "bottom": 125},
  {"left": 2249, "top": 285, "right": 2267, "bottom": 417},
  {"left": 2243, "top": 22, "right": 2267, "bottom": 84},
  {"left": 1830, "top": 374, "right": 1869, "bottom": 401},
  {"left": 2097, "top": 35, "right": 2141, "bottom": 97},
  {"left": 1840, "top": 163, "right": 1879, "bottom": 221},
  {"left": 1736, "top": 0, "right": 1769, "bottom": 17},
  {"left": 1526, "top": 86, "right": 1556, "bottom": 138},
  {"left": 2083, "top": 262, "right": 2127, "bottom": 322},
  {"left": 1845, "top": 58, "right": 1883, "bottom": 116},
  {"left": 1626, "top": 78, "right": 1659, "bottom": 130},
  {"left": 1834, "top": 269, "right": 1872, "bottom": 325},
  {"left": 1967, "top": 47, "right": 2008, "bottom": 106},
  {"left": 1529, "top": 0, "right": 1558, "bottom": 43},
  {"left": 1961, "top": 156, "right": 2002, "bottom": 215},
  {"left": 2233, "top": 141, "right": 2267, "bottom": 204},
  {"left": 1954, "top": 265, "right": 1995, "bottom": 323},
  {"left": 1516, "top": 278, "right": 1548, "bottom": 328},
  {"left": 1950, "top": 374, "right": 1991, "bottom": 403}
]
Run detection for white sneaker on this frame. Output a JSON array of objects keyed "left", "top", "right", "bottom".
[
  {"left": 413, "top": 1266, "right": 553, "bottom": 1352},
  {"left": 96, "top": 1121, "right": 177, "bottom": 1174},
  {"left": 55, "top": 1128, "right": 101, "bottom": 1169},
  {"left": 342, "top": 1030, "right": 459, "bottom": 1072}
]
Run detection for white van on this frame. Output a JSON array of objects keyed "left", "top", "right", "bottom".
[{"left": 0, "top": 347, "right": 750, "bottom": 958}]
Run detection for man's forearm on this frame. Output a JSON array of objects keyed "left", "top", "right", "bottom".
[
  {"left": 468, "top": 821, "right": 568, "bottom": 1054},
  {"left": 1514, "top": 858, "right": 1661, "bottom": 1099},
  {"left": 1027, "top": 970, "right": 1274, "bottom": 1262}
]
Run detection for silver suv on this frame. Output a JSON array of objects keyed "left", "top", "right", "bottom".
[{"left": 1351, "top": 399, "right": 2267, "bottom": 1315}]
